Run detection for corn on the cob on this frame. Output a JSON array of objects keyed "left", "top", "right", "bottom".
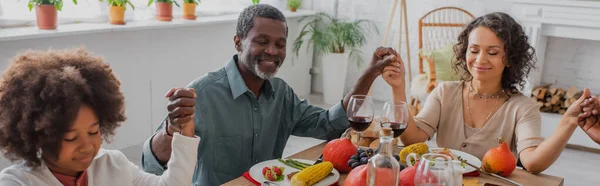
[
  {"left": 399, "top": 142, "right": 429, "bottom": 165},
  {"left": 290, "top": 161, "right": 333, "bottom": 186}
]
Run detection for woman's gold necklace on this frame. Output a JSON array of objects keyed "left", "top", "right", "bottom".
[
  {"left": 469, "top": 82, "right": 505, "bottom": 102},
  {"left": 466, "top": 82, "right": 505, "bottom": 127}
]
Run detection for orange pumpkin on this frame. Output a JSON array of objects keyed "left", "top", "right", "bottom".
[
  {"left": 482, "top": 137, "right": 517, "bottom": 177},
  {"left": 322, "top": 136, "right": 357, "bottom": 173}
]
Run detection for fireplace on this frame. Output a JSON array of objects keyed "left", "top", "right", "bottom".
[{"left": 509, "top": 0, "right": 600, "bottom": 150}]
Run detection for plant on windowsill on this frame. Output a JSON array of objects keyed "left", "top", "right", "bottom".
[
  {"left": 287, "top": 0, "right": 301, "bottom": 12},
  {"left": 293, "top": 12, "right": 377, "bottom": 105},
  {"left": 148, "top": 0, "right": 180, "bottom": 21},
  {"left": 26, "top": 0, "right": 78, "bottom": 30},
  {"left": 99, "top": 0, "right": 135, "bottom": 25},
  {"left": 182, "top": 0, "right": 201, "bottom": 20}
]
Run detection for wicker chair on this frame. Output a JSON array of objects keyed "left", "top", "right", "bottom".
[
  {"left": 417, "top": 7, "right": 474, "bottom": 93},
  {"left": 409, "top": 7, "right": 474, "bottom": 115}
]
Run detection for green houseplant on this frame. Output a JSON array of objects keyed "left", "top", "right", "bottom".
[
  {"left": 100, "top": 0, "right": 135, "bottom": 25},
  {"left": 27, "top": 0, "right": 78, "bottom": 29},
  {"left": 252, "top": 0, "right": 260, "bottom": 5},
  {"left": 182, "top": 0, "right": 201, "bottom": 20},
  {"left": 293, "top": 12, "right": 377, "bottom": 104},
  {"left": 148, "top": 0, "right": 180, "bottom": 21},
  {"left": 287, "top": 0, "right": 301, "bottom": 12}
]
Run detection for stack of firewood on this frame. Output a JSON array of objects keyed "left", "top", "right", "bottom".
[{"left": 531, "top": 85, "right": 582, "bottom": 114}]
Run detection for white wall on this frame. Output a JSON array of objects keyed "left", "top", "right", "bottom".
[
  {"left": 0, "top": 15, "right": 314, "bottom": 166},
  {"left": 541, "top": 37, "right": 600, "bottom": 94}
]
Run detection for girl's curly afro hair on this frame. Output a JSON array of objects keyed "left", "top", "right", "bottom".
[{"left": 0, "top": 48, "right": 126, "bottom": 168}]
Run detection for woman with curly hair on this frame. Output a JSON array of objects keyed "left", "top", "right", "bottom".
[
  {"left": 0, "top": 48, "right": 199, "bottom": 186},
  {"left": 382, "top": 12, "right": 595, "bottom": 173}
]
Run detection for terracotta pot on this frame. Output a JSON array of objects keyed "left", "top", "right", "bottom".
[
  {"left": 109, "top": 6, "right": 126, "bottom": 25},
  {"left": 155, "top": 2, "right": 173, "bottom": 21},
  {"left": 290, "top": 7, "right": 297, "bottom": 12},
  {"left": 182, "top": 2, "right": 197, "bottom": 20},
  {"left": 35, "top": 5, "right": 57, "bottom": 30}
]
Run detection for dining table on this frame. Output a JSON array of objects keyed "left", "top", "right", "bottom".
[{"left": 222, "top": 142, "right": 564, "bottom": 186}]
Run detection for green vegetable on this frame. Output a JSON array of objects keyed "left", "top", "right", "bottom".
[
  {"left": 457, "top": 156, "right": 467, "bottom": 168},
  {"left": 286, "top": 159, "right": 309, "bottom": 169},
  {"left": 278, "top": 159, "right": 304, "bottom": 170},
  {"left": 291, "top": 160, "right": 312, "bottom": 167},
  {"left": 276, "top": 173, "right": 284, "bottom": 181}
]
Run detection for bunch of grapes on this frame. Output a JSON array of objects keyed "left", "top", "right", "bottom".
[
  {"left": 347, "top": 148, "right": 375, "bottom": 169},
  {"left": 393, "top": 154, "right": 400, "bottom": 162},
  {"left": 346, "top": 148, "right": 404, "bottom": 170}
]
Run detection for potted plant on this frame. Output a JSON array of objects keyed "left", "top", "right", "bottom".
[
  {"left": 293, "top": 13, "right": 377, "bottom": 104},
  {"left": 100, "top": 0, "right": 135, "bottom": 25},
  {"left": 251, "top": 0, "right": 260, "bottom": 5},
  {"left": 183, "top": 0, "right": 201, "bottom": 20},
  {"left": 27, "top": 0, "right": 78, "bottom": 30},
  {"left": 287, "top": 0, "right": 301, "bottom": 12},
  {"left": 148, "top": 0, "right": 180, "bottom": 21}
]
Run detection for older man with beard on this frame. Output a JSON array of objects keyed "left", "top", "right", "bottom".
[{"left": 141, "top": 4, "right": 400, "bottom": 185}]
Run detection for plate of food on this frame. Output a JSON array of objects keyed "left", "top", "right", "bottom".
[
  {"left": 429, "top": 148, "right": 481, "bottom": 173},
  {"left": 248, "top": 158, "right": 340, "bottom": 186}
]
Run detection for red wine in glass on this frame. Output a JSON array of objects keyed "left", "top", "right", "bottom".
[
  {"left": 346, "top": 95, "right": 374, "bottom": 147},
  {"left": 380, "top": 100, "right": 409, "bottom": 138},
  {"left": 348, "top": 116, "right": 373, "bottom": 132},
  {"left": 380, "top": 121, "right": 406, "bottom": 138}
]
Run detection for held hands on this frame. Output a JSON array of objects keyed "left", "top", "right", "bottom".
[
  {"left": 576, "top": 89, "right": 600, "bottom": 144},
  {"left": 566, "top": 88, "right": 600, "bottom": 144},
  {"left": 368, "top": 47, "right": 401, "bottom": 78},
  {"left": 369, "top": 47, "right": 405, "bottom": 89},
  {"left": 165, "top": 88, "right": 197, "bottom": 137},
  {"left": 382, "top": 62, "right": 406, "bottom": 89}
]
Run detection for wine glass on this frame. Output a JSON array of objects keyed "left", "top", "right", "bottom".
[
  {"left": 414, "top": 153, "right": 456, "bottom": 186},
  {"left": 380, "top": 100, "right": 409, "bottom": 138},
  {"left": 346, "top": 95, "right": 374, "bottom": 147}
]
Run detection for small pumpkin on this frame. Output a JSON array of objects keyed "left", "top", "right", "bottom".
[
  {"left": 482, "top": 137, "right": 517, "bottom": 177},
  {"left": 322, "top": 134, "right": 357, "bottom": 173}
]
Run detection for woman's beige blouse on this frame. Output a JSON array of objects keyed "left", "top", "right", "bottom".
[{"left": 414, "top": 81, "right": 544, "bottom": 159}]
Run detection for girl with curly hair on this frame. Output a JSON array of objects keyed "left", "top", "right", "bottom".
[
  {"left": 0, "top": 48, "right": 199, "bottom": 186},
  {"left": 382, "top": 12, "right": 595, "bottom": 173}
]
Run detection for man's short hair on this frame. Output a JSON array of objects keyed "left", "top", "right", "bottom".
[{"left": 236, "top": 4, "right": 288, "bottom": 39}]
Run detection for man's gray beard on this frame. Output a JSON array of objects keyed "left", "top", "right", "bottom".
[{"left": 239, "top": 40, "right": 278, "bottom": 80}]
